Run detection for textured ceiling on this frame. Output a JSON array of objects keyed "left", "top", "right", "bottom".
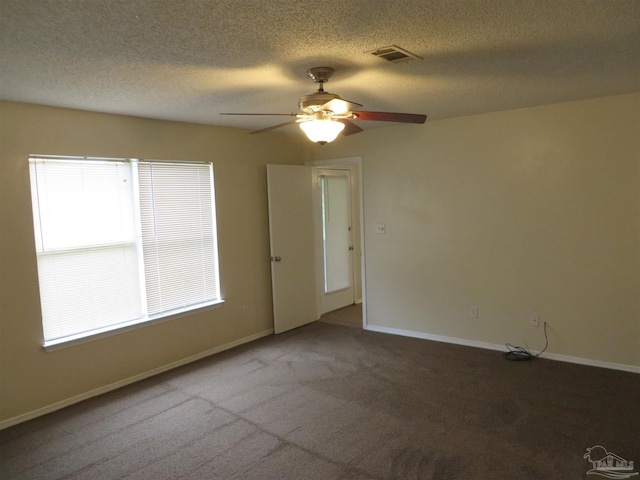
[{"left": 1, "top": 0, "right": 639, "bottom": 133}]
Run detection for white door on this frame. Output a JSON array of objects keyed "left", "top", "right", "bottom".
[
  {"left": 317, "top": 169, "right": 355, "bottom": 314},
  {"left": 267, "top": 164, "right": 319, "bottom": 334}
]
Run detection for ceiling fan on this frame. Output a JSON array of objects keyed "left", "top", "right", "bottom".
[{"left": 221, "top": 67, "right": 427, "bottom": 144}]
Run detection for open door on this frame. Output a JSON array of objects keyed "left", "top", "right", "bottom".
[{"left": 266, "top": 165, "right": 319, "bottom": 334}]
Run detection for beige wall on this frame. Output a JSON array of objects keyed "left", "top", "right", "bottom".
[
  {"left": 0, "top": 101, "right": 307, "bottom": 425},
  {"left": 312, "top": 93, "right": 640, "bottom": 369},
  {"left": 1, "top": 94, "right": 638, "bottom": 427}
]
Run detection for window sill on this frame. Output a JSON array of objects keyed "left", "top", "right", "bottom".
[{"left": 42, "top": 300, "right": 225, "bottom": 352}]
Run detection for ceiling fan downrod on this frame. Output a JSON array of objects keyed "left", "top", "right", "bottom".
[{"left": 307, "top": 67, "right": 335, "bottom": 95}]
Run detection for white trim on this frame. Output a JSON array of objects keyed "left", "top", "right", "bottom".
[
  {"left": 29, "top": 155, "right": 213, "bottom": 166},
  {"left": 1, "top": 328, "right": 273, "bottom": 430},
  {"left": 364, "top": 324, "right": 640, "bottom": 374},
  {"left": 43, "top": 300, "right": 225, "bottom": 351},
  {"left": 539, "top": 352, "right": 640, "bottom": 373}
]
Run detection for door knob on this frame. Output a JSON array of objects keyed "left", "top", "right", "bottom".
[{"left": 270, "top": 256, "right": 282, "bottom": 262}]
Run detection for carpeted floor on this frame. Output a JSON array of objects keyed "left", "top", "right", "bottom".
[
  {"left": 1, "top": 306, "right": 639, "bottom": 479},
  {"left": 319, "top": 303, "right": 363, "bottom": 328}
]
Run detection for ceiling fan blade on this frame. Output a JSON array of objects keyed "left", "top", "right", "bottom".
[
  {"left": 351, "top": 110, "right": 427, "bottom": 124},
  {"left": 341, "top": 98, "right": 364, "bottom": 108},
  {"left": 250, "top": 119, "right": 299, "bottom": 134},
  {"left": 220, "top": 113, "right": 296, "bottom": 116},
  {"left": 337, "top": 119, "right": 364, "bottom": 136}
]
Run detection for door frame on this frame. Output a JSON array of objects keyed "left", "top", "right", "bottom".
[{"left": 307, "top": 157, "right": 367, "bottom": 328}]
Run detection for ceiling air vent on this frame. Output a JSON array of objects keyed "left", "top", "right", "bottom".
[{"left": 367, "top": 45, "right": 421, "bottom": 63}]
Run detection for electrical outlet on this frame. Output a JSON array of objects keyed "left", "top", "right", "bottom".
[
  {"left": 530, "top": 314, "right": 540, "bottom": 327},
  {"left": 470, "top": 306, "right": 478, "bottom": 318}
]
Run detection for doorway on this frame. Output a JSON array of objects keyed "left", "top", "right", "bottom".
[
  {"left": 266, "top": 159, "right": 366, "bottom": 334},
  {"left": 310, "top": 158, "right": 365, "bottom": 326},
  {"left": 316, "top": 169, "right": 354, "bottom": 313}
]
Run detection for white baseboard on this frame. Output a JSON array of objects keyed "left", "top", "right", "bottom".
[
  {"left": 538, "top": 351, "right": 640, "bottom": 373},
  {"left": 0, "top": 329, "right": 273, "bottom": 431},
  {"left": 364, "top": 324, "right": 640, "bottom": 374}
]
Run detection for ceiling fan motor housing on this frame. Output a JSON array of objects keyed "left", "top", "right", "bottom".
[
  {"left": 299, "top": 91, "right": 343, "bottom": 113},
  {"left": 301, "top": 67, "right": 344, "bottom": 113}
]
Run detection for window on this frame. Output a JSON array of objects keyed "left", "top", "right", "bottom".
[{"left": 29, "top": 156, "right": 222, "bottom": 347}]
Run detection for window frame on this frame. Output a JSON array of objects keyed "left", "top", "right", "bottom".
[{"left": 28, "top": 155, "right": 224, "bottom": 351}]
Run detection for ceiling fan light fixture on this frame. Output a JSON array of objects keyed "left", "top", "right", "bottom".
[
  {"left": 299, "top": 118, "right": 345, "bottom": 144},
  {"left": 324, "top": 98, "right": 350, "bottom": 114}
]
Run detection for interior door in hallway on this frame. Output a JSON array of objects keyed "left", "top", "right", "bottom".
[{"left": 266, "top": 164, "right": 319, "bottom": 334}]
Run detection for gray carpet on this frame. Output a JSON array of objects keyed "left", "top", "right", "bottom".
[
  {"left": 319, "top": 303, "right": 363, "bottom": 328},
  {"left": 2, "top": 308, "right": 639, "bottom": 479}
]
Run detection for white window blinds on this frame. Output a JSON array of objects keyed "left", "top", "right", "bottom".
[
  {"left": 29, "top": 156, "right": 221, "bottom": 346},
  {"left": 137, "top": 162, "right": 219, "bottom": 316}
]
